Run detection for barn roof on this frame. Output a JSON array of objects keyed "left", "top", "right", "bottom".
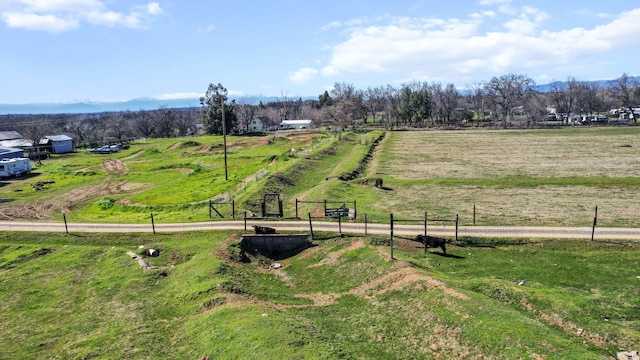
[
  {"left": 0, "top": 139, "right": 33, "bottom": 148},
  {"left": 0, "top": 131, "right": 23, "bottom": 141},
  {"left": 44, "top": 135, "right": 73, "bottom": 142},
  {"left": 0, "top": 146, "right": 23, "bottom": 155}
]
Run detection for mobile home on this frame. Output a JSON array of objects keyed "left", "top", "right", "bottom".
[{"left": 0, "top": 158, "right": 32, "bottom": 178}]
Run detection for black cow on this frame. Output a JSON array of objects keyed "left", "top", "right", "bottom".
[
  {"left": 415, "top": 235, "right": 447, "bottom": 255},
  {"left": 253, "top": 225, "right": 276, "bottom": 234}
]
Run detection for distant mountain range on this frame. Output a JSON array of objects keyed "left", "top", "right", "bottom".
[
  {"left": 1, "top": 77, "right": 637, "bottom": 115},
  {"left": 0, "top": 95, "right": 312, "bottom": 115}
]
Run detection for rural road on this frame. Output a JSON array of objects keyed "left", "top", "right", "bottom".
[{"left": 1, "top": 219, "right": 640, "bottom": 241}]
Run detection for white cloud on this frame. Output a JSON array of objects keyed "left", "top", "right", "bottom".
[
  {"left": 317, "top": 6, "right": 640, "bottom": 85},
  {"left": 503, "top": 6, "right": 549, "bottom": 34},
  {"left": 288, "top": 67, "right": 319, "bottom": 84},
  {"left": 2, "top": 11, "right": 78, "bottom": 32},
  {"left": 0, "top": 0, "right": 163, "bottom": 32},
  {"left": 146, "top": 2, "right": 162, "bottom": 15}
]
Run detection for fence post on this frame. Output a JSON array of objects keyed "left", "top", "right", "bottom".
[
  {"left": 151, "top": 213, "right": 156, "bottom": 234},
  {"left": 324, "top": 200, "right": 327, "bottom": 216},
  {"left": 295, "top": 199, "right": 299, "bottom": 219},
  {"left": 308, "top": 213, "right": 314, "bottom": 239},
  {"left": 591, "top": 206, "right": 598, "bottom": 241},
  {"left": 424, "top": 211, "right": 427, "bottom": 236},
  {"left": 364, "top": 213, "right": 368, "bottom": 236},
  {"left": 232, "top": 200, "right": 235, "bottom": 218},
  {"left": 338, "top": 214, "right": 342, "bottom": 236},
  {"left": 244, "top": 211, "right": 247, "bottom": 232},
  {"left": 473, "top": 204, "right": 476, "bottom": 225},
  {"left": 354, "top": 200, "right": 357, "bottom": 220},
  {"left": 455, "top": 214, "right": 459, "bottom": 244},
  {"left": 209, "top": 200, "right": 212, "bottom": 219},
  {"left": 390, "top": 213, "right": 394, "bottom": 260},
  {"left": 63, "top": 213, "right": 69, "bottom": 234}
]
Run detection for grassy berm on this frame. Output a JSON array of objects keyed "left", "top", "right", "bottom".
[{"left": 1, "top": 231, "right": 638, "bottom": 359}]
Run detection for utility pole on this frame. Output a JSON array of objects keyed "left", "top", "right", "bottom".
[{"left": 222, "top": 101, "right": 228, "bottom": 181}]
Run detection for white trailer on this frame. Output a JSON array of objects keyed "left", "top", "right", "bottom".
[{"left": 0, "top": 158, "right": 32, "bottom": 178}]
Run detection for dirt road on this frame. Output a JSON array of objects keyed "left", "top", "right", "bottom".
[{"left": 1, "top": 219, "right": 639, "bottom": 241}]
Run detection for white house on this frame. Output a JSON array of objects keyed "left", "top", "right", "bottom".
[
  {"left": 249, "top": 117, "right": 277, "bottom": 133},
  {"left": 279, "top": 119, "right": 313, "bottom": 130}
]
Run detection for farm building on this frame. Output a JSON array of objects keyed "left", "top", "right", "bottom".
[
  {"left": 249, "top": 116, "right": 277, "bottom": 132},
  {"left": 0, "top": 146, "right": 25, "bottom": 160},
  {"left": 0, "top": 131, "right": 23, "bottom": 142},
  {"left": 0, "top": 131, "right": 32, "bottom": 149},
  {"left": 279, "top": 120, "right": 312, "bottom": 130},
  {"left": 40, "top": 135, "right": 74, "bottom": 154}
]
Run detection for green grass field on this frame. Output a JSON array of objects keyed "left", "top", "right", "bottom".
[{"left": 1, "top": 231, "right": 638, "bottom": 359}]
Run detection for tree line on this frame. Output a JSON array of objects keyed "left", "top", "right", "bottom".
[{"left": 1, "top": 73, "right": 638, "bottom": 148}]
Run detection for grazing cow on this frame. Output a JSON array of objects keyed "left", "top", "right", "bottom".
[
  {"left": 415, "top": 235, "right": 447, "bottom": 255},
  {"left": 253, "top": 225, "right": 276, "bottom": 234}
]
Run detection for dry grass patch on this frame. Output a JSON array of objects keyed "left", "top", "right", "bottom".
[
  {"left": 380, "top": 130, "right": 640, "bottom": 180},
  {"left": 370, "top": 130, "right": 640, "bottom": 226},
  {"left": 370, "top": 183, "right": 640, "bottom": 226}
]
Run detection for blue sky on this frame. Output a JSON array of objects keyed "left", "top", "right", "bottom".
[{"left": 1, "top": 0, "right": 639, "bottom": 104}]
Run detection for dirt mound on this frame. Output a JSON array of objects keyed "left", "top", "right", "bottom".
[
  {"left": 103, "top": 159, "right": 127, "bottom": 175},
  {"left": 286, "top": 133, "right": 323, "bottom": 146},
  {"left": 122, "top": 150, "right": 144, "bottom": 160},
  {"left": 310, "top": 238, "right": 365, "bottom": 267},
  {"left": 0, "top": 181, "right": 145, "bottom": 220}
]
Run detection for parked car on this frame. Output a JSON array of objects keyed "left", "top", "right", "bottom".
[{"left": 89, "top": 145, "right": 120, "bottom": 154}]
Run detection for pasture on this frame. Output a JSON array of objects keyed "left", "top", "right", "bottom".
[
  {"left": 308, "top": 127, "right": 640, "bottom": 226},
  {"left": 2, "top": 127, "right": 639, "bottom": 228},
  {"left": 1, "top": 231, "right": 638, "bottom": 359}
]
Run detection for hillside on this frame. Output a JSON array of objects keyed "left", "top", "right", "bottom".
[{"left": 1, "top": 231, "right": 638, "bottom": 359}]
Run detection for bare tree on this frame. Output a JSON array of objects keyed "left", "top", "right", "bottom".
[
  {"left": 465, "top": 82, "right": 488, "bottom": 126},
  {"left": 548, "top": 77, "right": 579, "bottom": 123},
  {"left": 576, "top": 81, "right": 605, "bottom": 118},
  {"left": 363, "top": 86, "right": 386, "bottom": 124},
  {"left": 382, "top": 85, "right": 400, "bottom": 127},
  {"left": 156, "top": 107, "right": 177, "bottom": 138},
  {"left": 432, "top": 83, "right": 460, "bottom": 125},
  {"left": 235, "top": 101, "right": 257, "bottom": 134},
  {"left": 133, "top": 110, "right": 157, "bottom": 138},
  {"left": 322, "top": 82, "right": 366, "bottom": 130},
  {"left": 106, "top": 112, "right": 133, "bottom": 143},
  {"left": 485, "top": 74, "right": 535, "bottom": 128},
  {"left": 610, "top": 73, "right": 639, "bottom": 122},
  {"left": 174, "top": 109, "right": 197, "bottom": 136},
  {"left": 65, "top": 114, "right": 96, "bottom": 147},
  {"left": 19, "top": 120, "right": 52, "bottom": 153}
]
